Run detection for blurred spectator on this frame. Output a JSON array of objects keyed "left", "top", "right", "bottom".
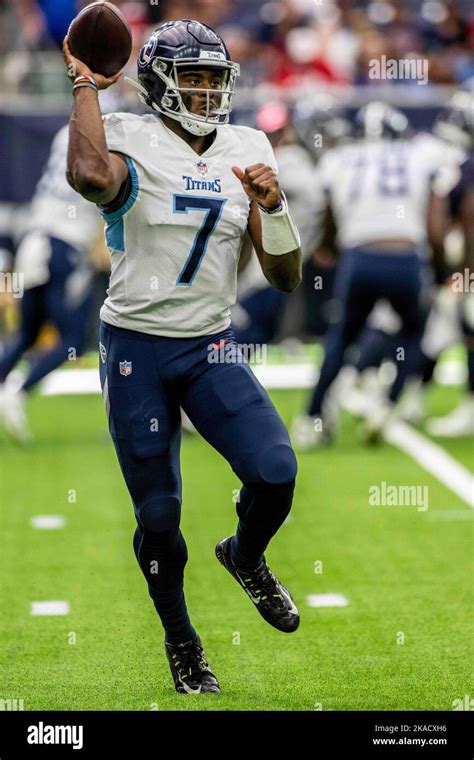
[
  {"left": 4, "top": 0, "right": 473, "bottom": 87},
  {"left": 14, "top": 0, "right": 81, "bottom": 49}
]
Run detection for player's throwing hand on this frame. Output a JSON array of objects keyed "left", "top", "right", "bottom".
[
  {"left": 232, "top": 163, "right": 281, "bottom": 209},
  {"left": 62, "top": 36, "right": 122, "bottom": 90}
]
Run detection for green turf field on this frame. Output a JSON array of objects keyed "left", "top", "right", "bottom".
[{"left": 0, "top": 380, "right": 472, "bottom": 711}]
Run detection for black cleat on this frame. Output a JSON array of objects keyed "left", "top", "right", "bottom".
[
  {"left": 215, "top": 536, "right": 300, "bottom": 633},
  {"left": 165, "top": 635, "right": 220, "bottom": 694}
]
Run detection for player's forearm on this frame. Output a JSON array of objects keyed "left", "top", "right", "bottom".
[
  {"left": 262, "top": 249, "right": 302, "bottom": 293},
  {"left": 247, "top": 198, "right": 302, "bottom": 292},
  {"left": 67, "top": 88, "right": 114, "bottom": 201}
]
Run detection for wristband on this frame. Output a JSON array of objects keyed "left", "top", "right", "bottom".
[
  {"left": 258, "top": 193, "right": 301, "bottom": 256},
  {"left": 74, "top": 74, "right": 97, "bottom": 87},
  {"left": 73, "top": 82, "right": 98, "bottom": 93},
  {"left": 73, "top": 75, "right": 98, "bottom": 94},
  {"left": 257, "top": 200, "right": 284, "bottom": 214}
]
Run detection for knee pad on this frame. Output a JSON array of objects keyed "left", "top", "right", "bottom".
[
  {"left": 137, "top": 495, "right": 181, "bottom": 534},
  {"left": 254, "top": 443, "right": 298, "bottom": 486}
]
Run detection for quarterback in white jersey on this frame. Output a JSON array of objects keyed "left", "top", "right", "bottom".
[
  {"left": 99, "top": 111, "right": 279, "bottom": 337},
  {"left": 63, "top": 19, "right": 302, "bottom": 695}
]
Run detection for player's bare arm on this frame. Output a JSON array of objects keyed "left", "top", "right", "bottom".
[
  {"left": 63, "top": 36, "right": 128, "bottom": 205},
  {"left": 233, "top": 163, "right": 302, "bottom": 293},
  {"left": 237, "top": 231, "right": 254, "bottom": 274}
]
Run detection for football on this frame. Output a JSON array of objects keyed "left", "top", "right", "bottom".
[{"left": 68, "top": 1, "right": 132, "bottom": 78}]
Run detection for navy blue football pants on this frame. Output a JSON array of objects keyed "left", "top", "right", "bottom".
[
  {"left": 0, "top": 237, "right": 92, "bottom": 391},
  {"left": 99, "top": 320, "right": 297, "bottom": 644},
  {"left": 308, "top": 248, "right": 424, "bottom": 416}
]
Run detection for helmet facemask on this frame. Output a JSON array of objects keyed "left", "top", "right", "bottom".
[{"left": 129, "top": 56, "right": 240, "bottom": 136}]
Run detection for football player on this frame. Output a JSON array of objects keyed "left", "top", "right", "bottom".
[
  {"left": 63, "top": 20, "right": 302, "bottom": 694},
  {"left": 292, "top": 102, "right": 438, "bottom": 447},
  {"left": 350, "top": 93, "right": 473, "bottom": 433},
  {"left": 426, "top": 89, "right": 474, "bottom": 437},
  {"left": 0, "top": 124, "right": 99, "bottom": 443}
]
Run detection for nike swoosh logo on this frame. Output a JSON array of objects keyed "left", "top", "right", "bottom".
[
  {"left": 234, "top": 570, "right": 261, "bottom": 604},
  {"left": 280, "top": 587, "right": 299, "bottom": 614},
  {"left": 180, "top": 678, "right": 202, "bottom": 695}
]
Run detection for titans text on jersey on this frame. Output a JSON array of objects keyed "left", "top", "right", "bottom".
[{"left": 99, "top": 113, "right": 277, "bottom": 338}]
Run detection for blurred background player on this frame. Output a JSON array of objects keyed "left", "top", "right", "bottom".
[
  {"left": 346, "top": 88, "right": 473, "bottom": 432},
  {"left": 292, "top": 102, "right": 442, "bottom": 447},
  {"left": 0, "top": 124, "right": 99, "bottom": 442},
  {"left": 426, "top": 87, "right": 474, "bottom": 436},
  {"left": 330, "top": 94, "right": 469, "bottom": 426},
  {"left": 231, "top": 101, "right": 315, "bottom": 346}
]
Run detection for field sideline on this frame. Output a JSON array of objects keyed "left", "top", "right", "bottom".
[{"left": 0, "top": 378, "right": 472, "bottom": 711}]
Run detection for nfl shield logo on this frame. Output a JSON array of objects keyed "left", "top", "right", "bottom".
[
  {"left": 119, "top": 360, "right": 133, "bottom": 377},
  {"left": 196, "top": 160, "right": 208, "bottom": 176}
]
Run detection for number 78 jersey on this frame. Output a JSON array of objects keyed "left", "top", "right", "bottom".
[
  {"left": 313, "top": 137, "right": 459, "bottom": 251},
  {"left": 99, "top": 113, "right": 277, "bottom": 338}
]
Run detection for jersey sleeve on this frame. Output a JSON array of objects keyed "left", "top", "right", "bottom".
[{"left": 102, "top": 113, "right": 129, "bottom": 155}]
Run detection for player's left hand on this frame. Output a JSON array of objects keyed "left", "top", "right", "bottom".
[{"left": 232, "top": 163, "right": 281, "bottom": 209}]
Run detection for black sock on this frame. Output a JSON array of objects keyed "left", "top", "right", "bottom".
[
  {"left": 133, "top": 525, "right": 196, "bottom": 644},
  {"left": 230, "top": 481, "right": 295, "bottom": 569}
]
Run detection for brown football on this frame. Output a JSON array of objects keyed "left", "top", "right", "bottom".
[{"left": 68, "top": 1, "right": 132, "bottom": 78}]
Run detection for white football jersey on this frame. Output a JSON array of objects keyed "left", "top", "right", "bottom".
[
  {"left": 29, "top": 125, "right": 100, "bottom": 252},
  {"left": 99, "top": 113, "right": 278, "bottom": 337},
  {"left": 313, "top": 137, "right": 463, "bottom": 251}
]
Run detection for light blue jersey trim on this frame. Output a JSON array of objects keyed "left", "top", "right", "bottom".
[{"left": 99, "top": 156, "right": 139, "bottom": 253}]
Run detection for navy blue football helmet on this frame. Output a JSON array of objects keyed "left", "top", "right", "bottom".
[
  {"left": 433, "top": 87, "right": 473, "bottom": 151},
  {"left": 354, "top": 101, "right": 409, "bottom": 140},
  {"left": 127, "top": 19, "right": 240, "bottom": 136}
]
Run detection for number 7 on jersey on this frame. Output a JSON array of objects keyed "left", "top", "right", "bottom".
[{"left": 173, "top": 195, "right": 227, "bottom": 285}]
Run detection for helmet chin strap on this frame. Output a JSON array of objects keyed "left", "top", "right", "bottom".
[{"left": 180, "top": 117, "right": 216, "bottom": 136}]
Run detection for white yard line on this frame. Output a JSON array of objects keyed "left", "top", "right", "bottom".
[
  {"left": 307, "top": 594, "right": 349, "bottom": 608},
  {"left": 425, "top": 509, "right": 474, "bottom": 521},
  {"left": 30, "top": 515, "right": 66, "bottom": 529},
  {"left": 31, "top": 601, "right": 70, "bottom": 616},
  {"left": 384, "top": 420, "right": 473, "bottom": 508}
]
